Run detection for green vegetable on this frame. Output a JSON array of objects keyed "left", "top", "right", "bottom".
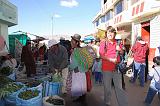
[
  {"left": 0, "top": 67, "right": 13, "bottom": 76},
  {"left": 51, "top": 73, "right": 62, "bottom": 82},
  {"left": 0, "top": 82, "right": 24, "bottom": 99},
  {"left": 25, "top": 80, "right": 42, "bottom": 88},
  {"left": 18, "top": 89, "right": 39, "bottom": 100}
]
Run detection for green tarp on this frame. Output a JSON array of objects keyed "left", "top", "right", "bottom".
[{"left": 8, "top": 33, "right": 30, "bottom": 56}]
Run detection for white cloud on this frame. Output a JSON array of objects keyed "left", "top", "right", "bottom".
[
  {"left": 53, "top": 14, "right": 61, "bottom": 18},
  {"left": 60, "top": 0, "right": 79, "bottom": 8}
]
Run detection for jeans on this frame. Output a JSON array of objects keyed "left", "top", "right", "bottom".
[
  {"left": 131, "top": 61, "right": 146, "bottom": 87},
  {"left": 145, "top": 87, "right": 157, "bottom": 104}
]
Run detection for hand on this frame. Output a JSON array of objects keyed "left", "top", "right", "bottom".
[
  {"left": 58, "top": 69, "right": 62, "bottom": 76},
  {"left": 109, "top": 58, "right": 117, "bottom": 64}
]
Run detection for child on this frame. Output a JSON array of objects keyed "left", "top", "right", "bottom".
[
  {"left": 144, "top": 56, "right": 160, "bottom": 105},
  {"left": 92, "top": 58, "right": 103, "bottom": 84}
]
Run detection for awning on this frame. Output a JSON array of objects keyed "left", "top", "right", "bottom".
[{"left": 115, "top": 31, "right": 131, "bottom": 40}]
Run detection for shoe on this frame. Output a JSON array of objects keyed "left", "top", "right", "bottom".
[{"left": 72, "top": 97, "right": 82, "bottom": 102}]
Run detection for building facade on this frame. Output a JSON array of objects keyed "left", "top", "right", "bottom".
[
  {"left": 0, "top": 0, "right": 17, "bottom": 49},
  {"left": 93, "top": 0, "right": 160, "bottom": 66}
]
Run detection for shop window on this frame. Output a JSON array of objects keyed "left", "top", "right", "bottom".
[
  {"left": 114, "top": 0, "right": 124, "bottom": 15},
  {"left": 104, "top": 0, "right": 107, "bottom": 4},
  {"left": 131, "top": 0, "right": 140, "bottom": 5}
]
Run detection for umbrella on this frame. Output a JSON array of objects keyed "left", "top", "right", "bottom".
[
  {"left": 0, "top": 36, "right": 5, "bottom": 51},
  {"left": 115, "top": 31, "right": 131, "bottom": 40},
  {"left": 83, "top": 36, "right": 95, "bottom": 41}
]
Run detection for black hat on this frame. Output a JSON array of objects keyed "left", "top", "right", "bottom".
[
  {"left": 71, "top": 34, "right": 81, "bottom": 41},
  {"left": 153, "top": 56, "right": 160, "bottom": 65}
]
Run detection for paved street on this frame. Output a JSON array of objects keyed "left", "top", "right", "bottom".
[{"left": 63, "top": 76, "right": 160, "bottom": 106}]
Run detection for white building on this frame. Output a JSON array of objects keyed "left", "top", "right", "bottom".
[
  {"left": 93, "top": 0, "right": 160, "bottom": 64},
  {"left": 0, "top": 0, "right": 17, "bottom": 48}
]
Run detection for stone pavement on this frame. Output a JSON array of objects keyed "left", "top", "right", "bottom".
[{"left": 62, "top": 76, "right": 160, "bottom": 106}]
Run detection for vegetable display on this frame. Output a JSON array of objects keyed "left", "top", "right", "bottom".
[
  {"left": 46, "top": 96, "right": 64, "bottom": 105},
  {"left": 18, "top": 89, "right": 39, "bottom": 100},
  {"left": 0, "top": 67, "right": 12, "bottom": 76}
]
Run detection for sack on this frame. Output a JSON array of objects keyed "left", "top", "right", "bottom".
[
  {"left": 71, "top": 46, "right": 96, "bottom": 72},
  {"left": 155, "top": 80, "right": 160, "bottom": 90}
]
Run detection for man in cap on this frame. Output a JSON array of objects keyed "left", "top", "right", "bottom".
[{"left": 48, "top": 39, "right": 68, "bottom": 94}]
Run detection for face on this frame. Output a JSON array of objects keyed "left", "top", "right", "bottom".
[
  {"left": 107, "top": 31, "right": 115, "bottom": 40},
  {"left": 50, "top": 45, "right": 58, "bottom": 52},
  {"left": 71, "top": 38, "right": 78, "bottom": 48}
]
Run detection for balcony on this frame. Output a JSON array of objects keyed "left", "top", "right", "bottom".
[{"left": 0, "top": 0, "right": 18, "bottom": 27}]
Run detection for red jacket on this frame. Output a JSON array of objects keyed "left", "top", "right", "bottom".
[{"left": 132, "top": 41, "right": 148, "bottom": 63}]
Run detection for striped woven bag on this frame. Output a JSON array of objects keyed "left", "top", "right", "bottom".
[{"left": 72, "top": 46, "right": 96, "bottom": 72}]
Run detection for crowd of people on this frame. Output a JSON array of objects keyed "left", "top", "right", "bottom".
[{"left": 1, "top": 25, "right": 160, "bottom": 106}]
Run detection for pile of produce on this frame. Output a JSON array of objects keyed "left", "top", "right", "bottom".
[
  {"left": 0, "top": 76, "right": 13, "bottom": 87},
  {"left": 51, "top": 73, "right": 62, "bottom": 83},
  {"left": 46, "top": 96, "right": 64, "bottom": 105},
  {"left": 0, "top": 66, "right": 12, "bottom": 76},
  {"left": 0, "top": 82, "right": 23, "bottom": 99},
  {"left": 25, "top": 80, "right": 42, "bottom": 88},
  {"left": 18, "top": 89, "right": 39, "bottom": 100}
]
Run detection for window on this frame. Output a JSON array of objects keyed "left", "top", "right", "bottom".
[
  {"left": 101, "top": 16, "right": 105, "bottom": 23},
  {"left": 114, "top": 0, "right": 124, "bottom": 15},
  {"left": 105, "top": 10, "right": 113, "bottom": 21},
  {"left": 104, "top": 0, "right": 107, "bottom": 4},
  {"left": 96, "top": 19, "right": 99, "bottom": 26},
  {"left": 131, "top": 0, "right": 140, "bottom": 5}
]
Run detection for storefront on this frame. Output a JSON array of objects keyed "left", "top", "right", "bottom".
[{"left": 130, "top": 0, "right": 160, "bottom": 61}]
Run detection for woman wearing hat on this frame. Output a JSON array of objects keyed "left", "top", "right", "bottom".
[
  {"left": 48, "top": 39, "right": 69, "bottom": 94},
  {"left": 66, "top": 34, "right": 88, "bottom": 101}
]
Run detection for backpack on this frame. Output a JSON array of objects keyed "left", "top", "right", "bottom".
[{"left": 153, "top": 67, "right": 160, "bottom": 90}]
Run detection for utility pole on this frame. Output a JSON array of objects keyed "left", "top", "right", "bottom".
[{"left": 51, "top": 16, "right": 53, "bottom": 38}]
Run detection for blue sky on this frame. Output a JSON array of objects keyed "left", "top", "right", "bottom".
[{"left": 8, "top": 0, "right": 100, "bottom": 38}]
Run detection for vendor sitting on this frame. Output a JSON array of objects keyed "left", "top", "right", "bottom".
[{"left": 0, "top": 51, "right": 17, "bottom": 70}]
